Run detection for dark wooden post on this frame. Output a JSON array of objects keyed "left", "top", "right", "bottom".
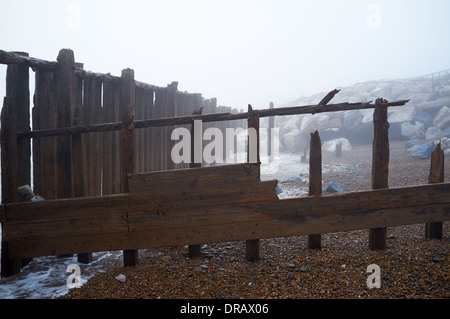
[
  {"left": 246, "top": 105, "right": 261, "bottom": 262},
  {"left": 188, "top": 106, "right": 203, "bottom": 258},
  {"left": 1, "top": 97, "right": 20, "bottom": 277},
  {"left": 121, "top": 68, "right": 138, "bottom": 267},
  {"left": 56, "top": 49, "right": 76, "bottom": 199},
  {"left": 268, "top": 102, "right": 274, "bottom": 160},
  {"left": 335, "top": 143, "right": 342, "bottom": 158},
  {"left": 122, "top": 105, "right": 138, "bottom": 266},
  {"left": 425, "top": 142, "right": 444, "bottom": 239},
  {"left": 6, "top": 52, "right": 30, "bottom": 189},
  {"left": 369, "top": 98, "right": 389, "bottom": 250},
  {"left": 308, "top": 130, "right": 322, "bottom": 249},
  {"left": 72, "top": 105, "right": 92, "bottom": 263},
  {"left": 5, "top": 52, "right": 33, "bottom": 268}
]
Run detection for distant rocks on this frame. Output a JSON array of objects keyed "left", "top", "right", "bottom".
[{"left": 276, "top": 76, "right": 450, "bottom": 154}]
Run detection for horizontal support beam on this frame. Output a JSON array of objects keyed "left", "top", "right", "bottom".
[
  {"left": 15, "top": 99, "right": 410, "bottom": 140},
  {"left": 1, "top": 182, "right": 448, "bottom": 259}
]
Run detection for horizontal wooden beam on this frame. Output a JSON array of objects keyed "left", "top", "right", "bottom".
[
  {"left": 15, "top": 99, "right": 410, "bottom": 140},
  {"left": 1, "top": 182, "right": 448, "bottom": 259}
]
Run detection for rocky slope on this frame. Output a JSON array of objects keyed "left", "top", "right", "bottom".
[{"left": 274, "top": 74, "right": 450, "bottom": 156}]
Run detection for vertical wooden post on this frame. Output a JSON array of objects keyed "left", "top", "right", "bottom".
[
  {"left": 6, "top": 52, "right": 30, "bottom": 189},
  {"left": 166, "top": 82, "right": 178, "bottom": 170},
  {"left": 33, "top": 70, "right": 58, "bottom": 200},
  {"left": 425, "top": 142, "right": 444, "bottom": 239},
  {"left": 5, "top": 53, "right": 33, "bottom": 268},
  {"left": 122, "top": 105, "right": 138, "bottom": 267},
  {"left": 268, "top": 102, "right": 274, "bottom": 161},
  {"left": 1, "top": 97, "right": 20, "bottom": 277},
  {"left": 72, "top": 106, "right": 92, "bottom": 263},
  {"left": 120, "top": 68, "right": 137, "bottom": 267},
  {"left": 369, "top": 98, "right": 389, "bottom": 250},
  {"left": 246, "top": 104, "right": 261, "bottom": 262},
  {"left": 335, "top": 143, "right": 342, "bottom": 158},
  {"left": 188, "top": 107, "right": 203, "bottom": 259},
  {"left": 308, "top": 130, "right": 322, "bottom": 249},
  {"left": 56, "top": 49, "right": 76, "bottom": 199}
]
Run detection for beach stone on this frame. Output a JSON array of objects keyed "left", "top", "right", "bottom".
[
  {"left": 410, "top": 141, "right": 436, "bottom": 159},
  {"left": 326, "top": 181, "right": 343, "bottom": 193},
  {"left": 115, "top": 274, "right": 126, "bottom": 283},
  {"left": 280, "top": 176, "right": 303, "bottom": 183},
  {"left": 299, "top": 266, "right": 309, "bottom": 272}
]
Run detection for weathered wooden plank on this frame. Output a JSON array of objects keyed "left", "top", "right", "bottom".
[
  {"left": 3, "top": 193, "right": 131, "bottom": 222},
  {"left": 16, "top": 100, "right": 411, "bottom": 141},
  {"left": 1, "top": 182, "right": 449, "bottom": 260},
  {"left": 128, "top": 163, "right": 261, "bottom": 194},
  {"left": 130, "top": 180, "right": 278, "bottom": 210},
  {"left": 32, "top": 70, "right": 58, "bottom": 200},
  {"left": 82, "top": 77, "right": 103, "bottom": 197},
  {"left": 5, "top": 200, "right": 449, "bottom": 260}
]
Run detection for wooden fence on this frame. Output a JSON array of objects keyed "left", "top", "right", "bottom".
[
  {"left": 0, "top": 49, "right": 245, "bottom": 201},
  {"left": 1, "top": 49, "right": 448, "bottom": 278}
]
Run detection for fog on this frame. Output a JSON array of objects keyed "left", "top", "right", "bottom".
[{"left": 1, "top": 0, "right": 450, "bottom": 109}]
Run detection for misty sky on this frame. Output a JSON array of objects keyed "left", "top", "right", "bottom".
[{"left": 1, "top": 0, "right": 450, "bottom": 109}]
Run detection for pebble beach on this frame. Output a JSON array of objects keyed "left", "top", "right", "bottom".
[{"left": 60, "top": 141, "right": 449, "bottom": 299}]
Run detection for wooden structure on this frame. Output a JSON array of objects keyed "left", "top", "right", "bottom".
[{"left": 1, "top": 49, "right": 449, "bottom": 278}]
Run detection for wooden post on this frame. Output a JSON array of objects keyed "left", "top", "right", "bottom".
[
  {"left": 122, "top": 104, "right": 138, "bottom": 266},
  {"left": 33, "top": 69, "right": 58, "bottom": 200},
  {"left": 369, "top": 98, "right": 389, "bottom": 250},
  {"left": 72, "top": 111, "right": 92, "bottom": 263},
  {"left": 1, "top": 97, "right": 20, "bottom": 277},
  {"left": 246, "top": 105, "right": 261, "bottom": 262},
  {"left": 268, "top": 102, "right": 274, "bottom": 160},
  {"left": 6, "top": 52, "right": 30, "bottom": 189},
  {"left": 121, "top": 68, "right": 138, "bottom": 267},
  {"left": 336, "top": 143, "right": 342, "bottom": 157},
  {"left": 188, "top": 107, "right": 203, "bottom": 258},
  {"left": 308, "top": 130, "right": 322, "bottom": 249},
  {"left": 56, "top": 49, "right": 76, "bottom": 199},
  {"left": 425, "top": 142, "right": 444, "bottom": 239}
]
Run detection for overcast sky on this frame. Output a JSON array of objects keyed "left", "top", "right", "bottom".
[{"left": 1, "top": 0, "right": 450, "bottom": 109}]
